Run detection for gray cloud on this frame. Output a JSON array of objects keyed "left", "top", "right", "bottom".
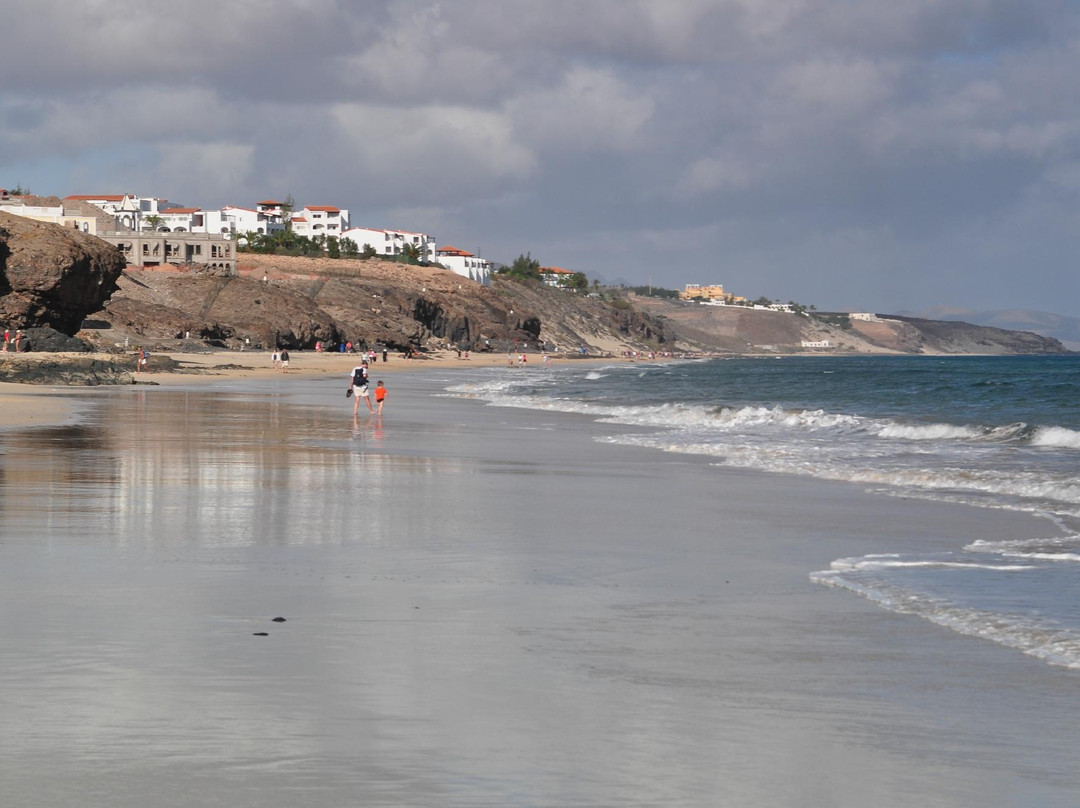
[{"left": 1, "top": 0, "right": 1078, "bottom": 313}]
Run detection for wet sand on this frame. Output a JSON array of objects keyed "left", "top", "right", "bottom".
[{"left": 1, "top": 370, "right": 1078, "bottom": 806}]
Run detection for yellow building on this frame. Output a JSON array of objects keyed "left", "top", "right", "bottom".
[{"left": 680, "top": 283, "right": 726, "bottom": 301}]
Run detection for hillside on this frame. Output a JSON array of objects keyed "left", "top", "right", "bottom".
[
  {"left": 627, "top": 296, "right": 1069, "bottom": 355},
  {"left": 82, "top": 254, "right": 677, "bottom": 356},
  {"left": 907, "top": 306, "right": 1080, "bottom": 351},
  {"left": 74, "top": 253, "right": 1070, "bottom": 357}
]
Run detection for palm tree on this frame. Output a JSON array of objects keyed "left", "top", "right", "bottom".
[{"left": 142, "top": 214, "right": 165, "bottom": 232}]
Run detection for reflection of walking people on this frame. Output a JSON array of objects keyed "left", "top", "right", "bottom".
[
  {"left": 374, "top": 380, "right": 387, "bottom": 415},
  {"left": 351, "top": 361, "right": 373, "bottom": 415}
]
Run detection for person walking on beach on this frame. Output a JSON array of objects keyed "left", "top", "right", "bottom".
[
  {"left": 272, "top": 349, "right": 279, "bottom": 369},
  {"left": 279, "top": 348, "right": 290, "bottom": 372},
  {"left": 14, "top": 330, "right": 22, "bottom": 353},
  {"left": 374, "top": 380, "right": 387, "bottom": 415},
  {"left": 351, "top": 361, "right": 373, "bottom": 415},
  {"left": 3, "top": 327, "right": 9, "bottom": 352}
]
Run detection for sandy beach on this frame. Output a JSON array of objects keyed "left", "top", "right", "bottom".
[
  {"left": 0, "top": 347, "right": 624, "bottom": 428},
  {"left": 1, "top": 359, "right": 1078, "bottom": 806}
]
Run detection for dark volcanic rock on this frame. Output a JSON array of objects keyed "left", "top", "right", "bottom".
[
  {"left": 0, "top": 356, "right": 137, "bottom": 385},
  {"left": 19, "top": 326, "right": 94, "bottom": 353},
  {"left": 0, "top": 211, "right": 127, "bottom": 335}
]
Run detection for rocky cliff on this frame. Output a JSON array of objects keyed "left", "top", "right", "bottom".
[
  {"left": 86, "top": 253, "right": 675, "bottom": 355},
  {"left": 0, "top": 211, "right": 127, "bottom": 335}
]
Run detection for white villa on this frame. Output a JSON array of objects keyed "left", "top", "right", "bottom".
[
  {"left": 341, "top": 226, "right": 435, "bottom": 262},
  {"left": 204, "top": 205, "right": 285, "bottom": 236},
  {"left": 435, "top": 246, "right": 492, "bottom": 285},
  {"left": 290, "top": 206, "right": 349, "bottom": 239}
]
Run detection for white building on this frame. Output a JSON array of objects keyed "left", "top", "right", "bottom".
[
  {"left": 0, "top": 199, "right": 99, "bottom": 234},
  {"left": 63, "top": 194, "right": 144, "bottom": 229},
  {"left": 62, "top": 194, "right": 196, "bottom": 230},
  {"left": 154, "top": 207, "right": 204, "bottom": 232},
  {"left": 291, "top": 206, "right": 349, "bottom": 239},
  {"left": 341, "top": 226, "right": 436, "bottom": 261},
  {"left": 203, "top": 205, "right": 285, "bottom": 236},
  {"left": 435, "top": 246, "right": 492, "bottom": 285}
]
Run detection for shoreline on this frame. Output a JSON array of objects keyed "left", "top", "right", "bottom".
[
  {"left": 1, "top": 348, "right": 1067, "bottom": 430},
  {"left": 0, "top": 347, "right": 693, "bottom": 428}
]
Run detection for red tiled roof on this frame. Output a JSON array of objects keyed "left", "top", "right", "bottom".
[
  {"left": 540, "top": 266, "right": 574, "bottom": 274},
  {"left": 257, "top": 200, "right": 283, "bottom": 206},
  {"left": 64, "top": 194, "right": 127, "bottom": 201},
  {"left": 305, "top": 205, "right": 340, "bottom": 212},
  {"left": 164, "top": 208, "right": 201, "bottom": 214},
  {"left": 437, "top": 246, "right": 473, "bottom": 256},
  {"left": 292, "top": 216, "right": 308, "bottom": 223}
]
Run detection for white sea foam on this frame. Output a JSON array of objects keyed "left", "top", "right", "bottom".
[
  {"left": 603, "top": 431, "right": 1080, "bottom": 510},
  {"left": 810, "top": 567, "right": 1080, "bottom": 669},
  {"left": 876, "top": 423, "right": 983, "bottom": 441},
  {"left": 826, "top": 557, "right": 1036, "bottom": 572},
  {"left": 1031, "top": 426, "right": 1080, "bottom": 449},
  {"left": 966, "top": 536, "right": 1080, "bottom": 554},
  {"left": 448, "top": 370, "right": 1080, "bottom": 517}
]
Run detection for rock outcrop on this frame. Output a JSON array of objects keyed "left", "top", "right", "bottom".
[
  {"left": 0, "top": 211, "right": 127, "bottom": 334},
  {"left": 87, "top": 254, "right": 674, "bottom": 355}
]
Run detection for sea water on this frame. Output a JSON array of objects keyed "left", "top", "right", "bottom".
[{"left": 450, "top": 354, "right": 1080, "bottom": 670}]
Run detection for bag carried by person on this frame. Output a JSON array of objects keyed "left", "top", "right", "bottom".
[{"left": 346, "top": 387, "right": 353, "bottom": 398}]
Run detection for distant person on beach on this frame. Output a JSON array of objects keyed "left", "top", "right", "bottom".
[
  {"left": 382, "top": 348, "right": 387, "bottom": 363},
  {"left": 3, "top": 328, "right": 9, "bottom": 352},
  {"left": 136, "top": 346, "right": 145, "bottom": 372},
  {"left": 351, "top": 361, "right": 373, "bottom": 415},
  {"left": 272, "top": 350, "right": 279, "bottom": 368},
  {"left": 279, "top": 348, "right": 289, "bottom": 372},
  {"left": 14, "top": 330, "right": 22, "bottom": 352},
  {"left": 374, "top": 380, "right": 387, "bottom": 415}
]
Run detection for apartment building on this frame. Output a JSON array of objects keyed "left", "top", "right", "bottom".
[{"left": 435, "top": 246, "right": 493, "bottom": 285}]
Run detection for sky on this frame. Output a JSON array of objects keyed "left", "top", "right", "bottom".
[{"left": 2, "top": 0, "right": 1079, "bottom": 315}]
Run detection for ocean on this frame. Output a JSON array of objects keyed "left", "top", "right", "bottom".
[{"left": 451, "top": 354, "right": 1080, "bottom": 671}]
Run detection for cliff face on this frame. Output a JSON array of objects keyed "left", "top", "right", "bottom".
[
  {"left": 0, "top": 211, "right": 127, "bottom": 334},
  {"left": 88, "top": 253, "right": 673, "bottom": 354}
]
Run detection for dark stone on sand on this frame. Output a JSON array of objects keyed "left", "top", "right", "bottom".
[
  {"left": 271, "top": 617, "right": 286, "bottom": 622},
  {"left": 252, "top": 632, "right": 269, "bottom": 636}
]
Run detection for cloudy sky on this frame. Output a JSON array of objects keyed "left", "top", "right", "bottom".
[{"left": 3, "top": 0, "right": 1079, "bottom": 315}]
